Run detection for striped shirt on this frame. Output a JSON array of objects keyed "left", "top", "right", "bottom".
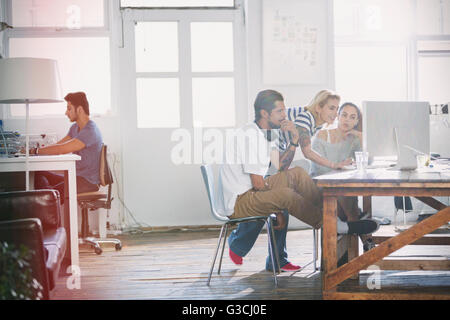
[{"left": 280, "top": 106, "right": 321, "bottom": 150}]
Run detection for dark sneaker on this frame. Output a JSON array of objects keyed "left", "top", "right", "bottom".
[
  {"left": 359, "top": 209, "right": 370, "bottom": 220},
  {"left": 347, "top": 219, "right": 380, "bottom": 235}
]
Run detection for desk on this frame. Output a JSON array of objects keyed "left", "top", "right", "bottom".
[
  {"left": 314, "top": 166, "right": 450, "bottom": 300},
  {"left": 0, "top": 154, "right": 81, "bottom": 268}
]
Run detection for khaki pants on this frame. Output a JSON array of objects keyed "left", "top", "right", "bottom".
[{"left": 231, "top": 167, "right": 323, "bottom": 229}]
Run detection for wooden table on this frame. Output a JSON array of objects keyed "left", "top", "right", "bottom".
[
  {"left": 0, "top": 154, "right": 81, "bottom": 268},
  {"left": 314, "top": 163, "right": 450, "bottom": 300}
]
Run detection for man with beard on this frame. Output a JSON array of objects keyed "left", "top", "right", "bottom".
[{"left": 30, "top": 92, "right": 103, "bottom": 202}]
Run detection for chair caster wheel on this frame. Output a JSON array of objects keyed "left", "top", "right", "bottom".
[
  {"left": 94, "top": 247, "right": 103, "bottom": 255},
  {"left": 115, "top": 243, "right": 122, "bottom": 251}
]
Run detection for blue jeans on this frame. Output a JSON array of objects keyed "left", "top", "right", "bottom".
[{"left": 228, "top": 210, "right": 289, "bottom": 270}]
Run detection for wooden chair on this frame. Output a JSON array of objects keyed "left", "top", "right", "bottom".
[{"left": 78, "top": 144, "right": 122, "bottom": 255}]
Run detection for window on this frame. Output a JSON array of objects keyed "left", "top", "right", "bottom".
[
  {"left": 418, "top": 55, "right": 450, "bottom": 104},
  {"left": 192, "top": 77, "right": 235, "bottom": 127},
  {"left": 334, "top": 0, "right": 450, "bottom": 111},
  {"left": 417, "top": 0, "right": 450, "bottom": 35},
  {"left": 416, "top": 0, "right": 450, "bottom": 105},
  {"left": 133, "top": 15, "right": 240, "bottom": 128},
  {"left": 6, "top": 0, "right": 112, "bottom": 117},
  {"left": 135, "top": 22, "right": 179, "bottom": 72},
  {"left": 190, "top": 22, "right": 234, "bottom": 72},
  {"left": 120, "top": 0, "right": 234, "bottom": 8},
  {"left": 417, "top": 41, "right": 450, "bottom": 105},
  {"left": 9, "top": 37, "right": 111, "bottom": 117},
  {"left": 334, "top": 0, "right": 413, "bottom": 105},
  {"left": 333, "top": 0, "right": 414, "bottom": 40},
  {"left": 136, "top": 78, "right": 180, "bottom": 128},
  {"left": 191, "top": 22, "right": 235, "bottom": 128},
  {"left": 335, "top": 45, "right": 408, "bottom": 106},
  {"left": 11, "top": 0, "right": 105, "bottom": 29}
]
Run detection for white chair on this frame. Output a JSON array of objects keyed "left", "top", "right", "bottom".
[{"left": 200, "top": 164, "right": 281, "bottom": 286}]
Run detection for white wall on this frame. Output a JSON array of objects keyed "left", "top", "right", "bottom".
[{"left": 245, "top": 0, "right": 336, "bottom": 119}]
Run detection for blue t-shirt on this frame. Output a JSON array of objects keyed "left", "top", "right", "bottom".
[{"left": 68, "top": 120, "right": 103, "bottom": 185}]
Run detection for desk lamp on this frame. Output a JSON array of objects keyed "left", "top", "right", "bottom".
[{"left": 0, "top": 57, "right": 63, "bottom": 190}]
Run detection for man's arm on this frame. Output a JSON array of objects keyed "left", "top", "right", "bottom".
[
  {"left": 31, "top": 138, "right": 85, "bottom": 155},
  {"left": 278, "top": 144, "right": 296, "bottom": 171},
  {"left": 56, "top": 135, "right": 72, "bottom": 145},
  {"left": 277, "top": 120, "right": 300, "bottom": 172}
]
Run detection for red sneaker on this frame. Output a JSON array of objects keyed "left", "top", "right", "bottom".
[
  {"left": 281, "top": 262, "right": 301, "bottom": 272},
  {"left": 229, "top": 248, "right": 243, "bottom": 265}
]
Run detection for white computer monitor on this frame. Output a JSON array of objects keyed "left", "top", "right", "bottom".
[{"left": 362, "top": 101, "right": 430, "bottom": 170}]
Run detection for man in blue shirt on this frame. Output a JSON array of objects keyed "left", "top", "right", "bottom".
[{"left": 32, "top": 92, "right": 103, "bottom": 201}]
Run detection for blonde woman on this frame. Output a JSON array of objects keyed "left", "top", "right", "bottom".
[{"left": 280, "top": 90, "right": 352, "bottom": 172}]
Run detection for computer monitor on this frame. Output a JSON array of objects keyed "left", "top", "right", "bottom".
[{"left": 362, "top": 101, "right": 430, "bottom": 170}]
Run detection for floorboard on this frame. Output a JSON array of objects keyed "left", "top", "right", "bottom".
[{"left": 51, "top": 226, "right": 450, "bottom": 300}]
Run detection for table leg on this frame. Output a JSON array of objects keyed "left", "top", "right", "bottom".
[
  {"left": 348, "top": 235, "right": 359, "bottom": 280},
  {"left": 347, "top": 196, "right": 372, "bottom": 279},
  {"left": 325, "top": 206, "right": 450, "bottom": 290},
  {"left": 323, "top": 195, "right": 338, "bottom": 292},
  {"left": 67, "top": 165, "right": 79, "bottom": 268},
  {"left": 363, "top": 196, "right": 372, "bottom": 218}
]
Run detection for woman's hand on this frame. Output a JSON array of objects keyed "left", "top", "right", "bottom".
[{"left": 334, "top": 158, "right": 353, "bottom": 169}]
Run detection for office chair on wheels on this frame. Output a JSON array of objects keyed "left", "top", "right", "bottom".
[
  {"left": 78, "top": 144, "right": 122, "bottom": 255},
  {"left": 201, "top": 164, "right": 281, "bottom": 287}
]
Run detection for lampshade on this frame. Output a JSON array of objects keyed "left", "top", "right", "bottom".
[
  {"left": 0, "top": 57, "right": 63, "bottom": 191},
  {"left": 0, "top": 57, "right": 63, "bottom": 104}
]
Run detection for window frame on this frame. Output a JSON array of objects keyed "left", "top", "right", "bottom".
[
  {"left": 334, "top": 40, "right": 413, "bottom": 103},
  {"left": 334, "top": 0, "right": 450, "bottom": 104},
  {"left": 415, "top": 35, "right": 450, "bottom": 106},
  {"left": 121, "top": 2, "right": 247, "bottom": 129},
  {"left": 2, "top": 0, "right": 117, "bottom": 119},
  {"left": 120, "top": 0, "right": 235, "bottom": 9}
]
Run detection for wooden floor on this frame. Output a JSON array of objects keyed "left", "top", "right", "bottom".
[{"left": 51, "top": 226, "right": 450, "bottom": 300}]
